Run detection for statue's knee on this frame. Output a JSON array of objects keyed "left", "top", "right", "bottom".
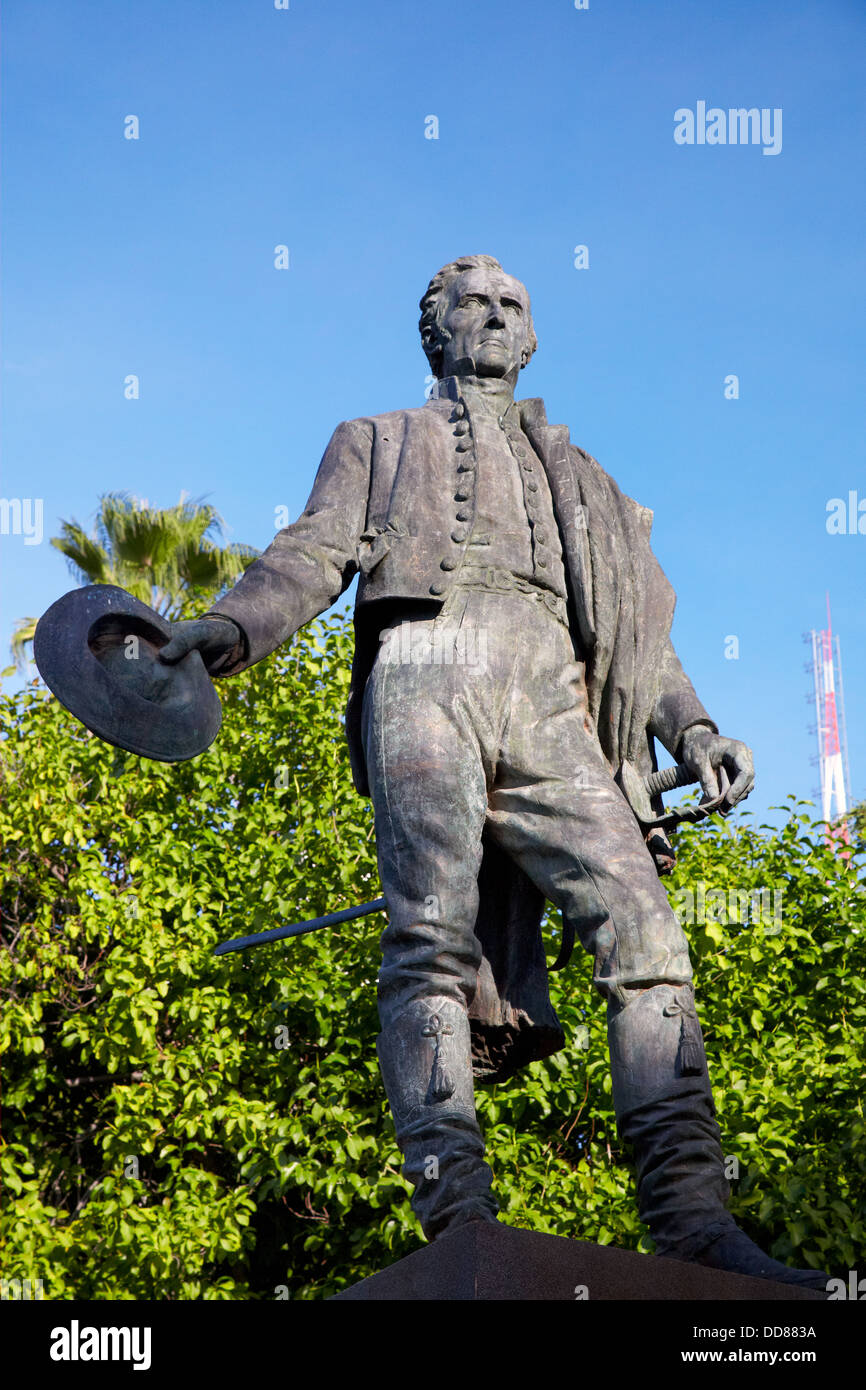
[
  {"left": 376, "top": 995, "right": 477, "bottom": 1136},
  {"left": 607, "top": 982, "right": 708, "bottom": 1118},
  {"left": 378, "top": 915, "right": 481, "bottom": 1016}
]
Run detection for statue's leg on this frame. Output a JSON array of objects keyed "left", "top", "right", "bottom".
[
  {"left": 375, "top": 995, "right": 497, "bottom": 1240},
  {"left": 361, "top": 598, "right": 500, "bottom": 1239},
  {"left": 485, "top": 601, "right": 829, "bottom": 1287},
  {"left": 608, "top": 987, "right": 829, "bottom": 1287},
  {"left": 606, "top": 983, "right": 729, "bottom": 1246}
]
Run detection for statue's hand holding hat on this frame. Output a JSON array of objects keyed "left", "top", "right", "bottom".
[
  {"left": 34, "top": 586, "right": 242, "bottom": 763},
  {"left": 158, "top": 615, "right": 242, "bottom": 676}
]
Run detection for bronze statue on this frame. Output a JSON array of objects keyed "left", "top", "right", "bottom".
[{"left": 148, "top": 255, "right": 826, "bottom": 1287}]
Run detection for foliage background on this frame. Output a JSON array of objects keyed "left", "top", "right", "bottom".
[{"left": 2, "top": 614, "right": 864, "bottom": 1299}]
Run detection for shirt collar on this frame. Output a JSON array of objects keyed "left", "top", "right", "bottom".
[{"left": 436, "top": 374, "right": 518, "bottom": 422}]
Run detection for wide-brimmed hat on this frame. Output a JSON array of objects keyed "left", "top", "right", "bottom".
[{"left": 33, "top": 585, "right": 222, "bottom": 762}]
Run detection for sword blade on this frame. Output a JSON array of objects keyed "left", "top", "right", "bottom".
[{"left": 214, "top": 896, "right": 387, "bottom": 956}]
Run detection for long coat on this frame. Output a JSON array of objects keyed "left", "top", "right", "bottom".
[{"left": 211, "top": 383, "right": 716, "bottom": 1080}]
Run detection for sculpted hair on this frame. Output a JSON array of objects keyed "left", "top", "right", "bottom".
[{"left": 418, "top": 254, "right": 538, "bottom": 377}]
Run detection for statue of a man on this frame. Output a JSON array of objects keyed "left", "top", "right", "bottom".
[{"left": 160, "top": 255, "right": 825, "bottom": 1288}]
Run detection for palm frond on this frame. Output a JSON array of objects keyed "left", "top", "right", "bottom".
[
  {"left": 22, "top": 491, "right": 259, "bottom": 634},
  {"left": 10, "top": 615, "right": 38, "bottom": 671}
]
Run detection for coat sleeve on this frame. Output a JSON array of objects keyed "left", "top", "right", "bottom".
[
  {"left": 647, "top": 637, "right": 718, "bottom": 759},
  {"left": 205, "top": 418, "right": 373, "bottom": 674}
]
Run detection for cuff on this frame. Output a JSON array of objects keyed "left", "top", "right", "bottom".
[
  {"left": 651, "top": 690, "right": 718, "bottom": 760},
  {"left": 674, "top": 720, "right": 718, "bottom": 762},
  {"left": 199, "top": 613, "right": 248, "bottom": 676}
]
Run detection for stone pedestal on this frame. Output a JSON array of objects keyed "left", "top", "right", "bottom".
[{"left": 332, "top": 1221, "right": 827, "bottom": 1301}]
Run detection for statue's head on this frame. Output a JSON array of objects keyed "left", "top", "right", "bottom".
[{"left": 419, "top": 254, "right": 538, "bottom": 383}]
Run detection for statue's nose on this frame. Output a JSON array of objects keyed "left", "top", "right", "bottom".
[{"left": 486, "top": 306, "right": 506, "bottom": 328}]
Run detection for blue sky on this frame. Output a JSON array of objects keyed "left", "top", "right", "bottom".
[{"left": 2, "top": 0, "right": 864, "bottom": 823}]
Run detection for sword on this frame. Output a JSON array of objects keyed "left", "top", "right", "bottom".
[
  {"left": 616, "top": 759, "right": 730, "bottom": 836},
  {"left": 214, "top": 896, "right": 387, "bottom": 956},
  {"left": 214, "top": 763, "right": 727, "bottom": 957}
]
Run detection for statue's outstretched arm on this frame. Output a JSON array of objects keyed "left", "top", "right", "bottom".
[{"left": 160, "top": 418, "right": 373, "bottom": 677}]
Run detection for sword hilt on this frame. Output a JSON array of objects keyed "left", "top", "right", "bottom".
[{"left": 645, "top": 762, "right": 696, "bottom": 798}]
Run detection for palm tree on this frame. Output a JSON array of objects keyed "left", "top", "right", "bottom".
[{"left": 11, "top": 492, "right": 259, "bottom": 670}]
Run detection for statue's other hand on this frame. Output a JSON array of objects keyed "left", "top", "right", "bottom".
[
  {"left": 158, "top": 617, "right": 242, "bottom": 674},
  {"left": 680, "top": 726, "right": 754, "bottom": 812}
]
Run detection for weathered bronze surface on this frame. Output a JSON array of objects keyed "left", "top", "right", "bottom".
[{"left": 46, "top": 255, "right": 826, "bottom": 1289}]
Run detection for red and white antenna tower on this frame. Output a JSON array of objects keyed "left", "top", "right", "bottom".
[{"left": 806, "top": 595, "right": 852, "bottom": 844}]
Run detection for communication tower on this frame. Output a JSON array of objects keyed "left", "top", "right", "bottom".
[{"left": 805, "top": 595, "right": 852, "bottom": 843}]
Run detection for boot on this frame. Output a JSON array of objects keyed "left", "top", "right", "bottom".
[
  {"left": 376, "top": 994, "right": 499, "bottom": 1240},
  {"left": 609, "top": 983, "right": 829, "bottom": 1292}
]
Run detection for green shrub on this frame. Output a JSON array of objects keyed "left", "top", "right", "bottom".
[{"left": 2, "top": 614, "right": 863, "bottom": 1297}]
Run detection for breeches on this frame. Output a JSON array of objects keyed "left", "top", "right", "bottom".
[{"left": 361, "top": 588, "right": 693, "bottom": 1029}]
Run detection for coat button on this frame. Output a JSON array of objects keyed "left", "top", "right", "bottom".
[
  {"left": 454, "top": 421, "right": 470, "bottom": 436},
  {"left": 453, "top": 402, "right": 466, "bottom": 419},
  {"left": 536, "top": 556, "right": 548, "bottom": 568},
  {"left": 430, "top": 582, "right": 446, "bottom": 595},
  {"left": 455, "top": 439, "right": 472, "bottom": 452},
  {"left": 454, "top": 488, "right": 470, "bottom": 502},
  {"left": 455, "top": 508, "right": 471, "bottom": 522},
  {"left": 440, "top": 558, "right": 457, "bottom": 570},
  {"left": 534, "top": 527, "right": 547, "bottom": 543},
  {"left": 457, "top": 459, "right": 475, "bottom": 473},
  {"left": 451, "top": 528, "right": 468, "bottom": 543},
  {"left": 527, "top": 480, "right": 538, "bottom": 492}
]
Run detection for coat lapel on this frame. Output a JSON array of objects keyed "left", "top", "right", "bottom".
[{"left": 518, "top": 397, "right": 596, "bottom": 652}]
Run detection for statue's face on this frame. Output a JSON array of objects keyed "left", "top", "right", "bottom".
[{"left": 438, "top": 266, "right": 531, "bottom": 380}]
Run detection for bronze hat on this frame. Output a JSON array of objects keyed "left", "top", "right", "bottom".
[{"left": 33, "top": 585, "right": 222, "bottom": 762}]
